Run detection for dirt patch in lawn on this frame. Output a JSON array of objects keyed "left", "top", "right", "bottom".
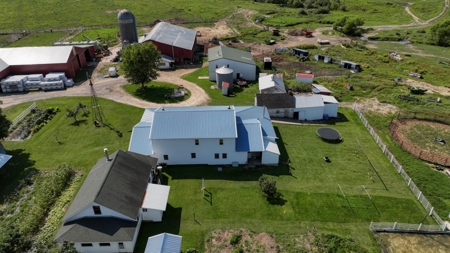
[
  {"left": 377, "top": 232, "right": 450, "bottom": 253},
  {"left": 195, "top": 20, "right": 234, "bottom": 40},
  {"left": 404, "top": 79, "right": 450, "bottom": 96},
  {"left": 206, "top": 229, "right": 278, "bottom": 253}
]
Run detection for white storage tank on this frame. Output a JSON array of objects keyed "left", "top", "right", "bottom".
[{"left": 215, "top": 66, "right": 234, "bottom": 89}]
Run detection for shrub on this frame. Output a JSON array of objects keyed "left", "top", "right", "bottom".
[
  {"left": 258, "top": 175, "right": 277, "bottom": 197},
  {"left": 315, "top": 7, "right": 330, "bottom": 14},
  {"left": 185, "top": 248, "right": 199, "bottom": 253},
  {"left": 232, "top": 246, "right": 244, "bottom": 253},
  {"left": 230, "top": 233, "right": 242, "bottom": 245}
]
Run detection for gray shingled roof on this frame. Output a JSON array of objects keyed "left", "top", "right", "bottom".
[
  {"left": 208, "top": 45, "right": 255, "bottom": 65},
  {"left": 256, "top": 93, "right": 295, "bottom": 109},
  {"left": 55, "top": 217, "right": 137, "bottom": 243},
  {"left": 140, "top": 22, "right": 196, "bottom": 50},
  {"left": 63, "top": 150, "right": 157, "bottom": 221}
]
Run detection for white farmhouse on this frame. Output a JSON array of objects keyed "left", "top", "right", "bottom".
[
  {"left": 208, "top": 45, "right": 256, "bottom": 81},
  {"left": 54, "top": 150, "right": 170, "bottom": 253},
  {"left": 259, "top": 74, "right": 286, "bottom": 94},
  {"left": 129, "top": 106, "right": 280, "bottom": 167}
]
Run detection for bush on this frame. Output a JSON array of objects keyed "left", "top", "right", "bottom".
[
  {"left": 315, "top": 7, "right": 330, "bottom": 14},
  {"left": 232, "top": 246, "right": 244, "bottom": 253},
  {"left": 230, "top": 233, "right": 242, "bottom": 245},
  {"left": 258, "top": 175, "right": 277, "bottom": 197},
  {"left": 185, "top": 248, "right": 199, "bottom": 253}
]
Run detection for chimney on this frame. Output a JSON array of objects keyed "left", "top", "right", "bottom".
[{"left": 104, "top": 148, "right": 111, "bottom": 161}]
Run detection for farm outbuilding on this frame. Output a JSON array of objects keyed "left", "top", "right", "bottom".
[
  {"left": 293, "top": 94, "right": 325, "bottom": 121},
  {"left": 208, "top": 45, "right": 256, "bottom": 81},
  {"left": 259, "top": 74, "right": 286, "bottom": 94},
  {"left": 216, "top": 66, "right": 234, "bottom": 89},
  {"left": 139, "top": 22, "right": 197, "bottom": 64},
  {"left": 141, "top": 184, "right": 170, "bottom": 222},
  {"left": 0, "top": 46, "right": 87, "bottom": 79},
  {"left": 312, "top": 84, "right": 333, "bottom": 95},
  {"left": 263, "top": 57, "right": 272, "bottom": 70},
  {"left": 144, "top": 233, "right": 182, "bottom": 253},
  {"left": 340, "top": 60, "right": 361, "bottom": 72},
  {"left": 322, "top": 95, "right": 339, "bottom": 117},
  {"left": 255, "top": 93, "right": 295, "bottom": 118},
  {"left": 296, "top": 73, "right": 314, "bottom": 84},
  {"left": 293, "top": 48, "right": 308, "bottom": 57},
  {"left": 315, "top": 54, "right": 332, "bottom": 63}
]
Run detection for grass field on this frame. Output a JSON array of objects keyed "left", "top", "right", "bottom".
[
  {"left": 70, "top": 28, "right": 119, "bottom": 47},
  {"left": 122, "top": 81, "right": 191, "bottom": 103},
  {"left": 6, "top": 32, "right": 67, "bottom": 47},
  {"left": 132, "top": 108, "right": 433, "bottom": 252},
  {"left": 0, "top": 1, "right": 446, "bottom": 31}
]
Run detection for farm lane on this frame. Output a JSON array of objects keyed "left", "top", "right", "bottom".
[{"left": 0, "top": 65, "right": 210, "bottom": 109}]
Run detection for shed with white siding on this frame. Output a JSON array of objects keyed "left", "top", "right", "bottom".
[
  {"left": 208, "top": 45, "right": 256, "bottom": 81},
  {"left": 293, "top": 94, "right": 325, "bottom": 120},
  {"left": 141, "top": 184, "right": 170, "bottom": 222},
  {"left": 321, "top": 95, "right": 339, "bottom": 117}
]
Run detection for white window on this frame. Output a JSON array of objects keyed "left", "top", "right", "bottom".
[
  {"left": 143, "top": 208, "right": 147, "bottom": 212},
  {"left": 219, "top": 139, "right": 223, "bottom": 145},
  {"left": 119, "top": 243, "right": 125, "bottom": 249},
  {"left": 222, "top": 153, "right": 227, "bottom": 159},
  {"left": 195, "top": 139, "right": 199, "bottom": 145}
]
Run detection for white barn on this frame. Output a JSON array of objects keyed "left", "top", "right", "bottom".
[
  {"left": 129, "top": 106, "right": 280, "bottom": 167},
  {"left": 259, "top": 74, "right": 286, "bottom": 94},
  {"left": 208, "top": 45, "right": 256, "bottom": 81},
  {"left": 55, "top": 150, "right": 160, "bottom": 253}
]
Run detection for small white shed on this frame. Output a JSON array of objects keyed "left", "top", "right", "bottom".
[
  {"left": 321, "top": 95, "right": 339, "bottom": 117},
  {"left": 141, "top": 184, "right": 170, "bottom": 222},
  {"left": 259, "top": 74, "right": 286, "bottom": 94},
  {"left": 144, "top": 233, "right": 182, "bottom": 253},
  {"left": 295, "top": 73, "right": 314, "bottom": 84},
  {"left": 293, "top": 94, "right": 324, "bottom": 121}
]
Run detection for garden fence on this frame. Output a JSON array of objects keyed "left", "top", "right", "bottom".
[
  {"left": 10, "top": 102, "right": 36, "bottom": 130},
  {"left": 352, "top": 103, "right": 447, "bottom": 232}
]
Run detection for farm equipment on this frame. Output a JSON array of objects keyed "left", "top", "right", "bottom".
[
  {"left": 302, "top": 30, "right": 313, "bottom": 37},
  {"left": 409, "top": 86, "right": 427, "bottom": 94},
  {"left": 265, "top": 38, "right": 276, "bottom": 45},
  {"left": 398, "top": 95, "right": 419, "bottom": 101},
  {"left": 408, "top": 72, "right": 422, "bottom": 78}
]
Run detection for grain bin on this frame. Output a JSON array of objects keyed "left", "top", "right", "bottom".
[
  {"left": 215, "top": 66, "right": 233, "bottom": 89},
  {"left": 118, "top": 9, "right": 138, "bottom": 47}
]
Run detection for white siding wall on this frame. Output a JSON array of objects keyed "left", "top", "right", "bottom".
[
  {"left": 65, "top": 203, "right": 135, "bottom": 223},
  {"left": 209, "top": 59, "right": 256, "bottom": 81},
  {"left": 152, "top": 138, "right": 247, "bottom": 165},
  {"left": 267, "top": 108, "right": 294, "bottom": 119},
  {"left": 261, "top": 151, "right": 279, "bottom": 166},
  {"left": 294, "top": 106, "right": 324, "bottom": 120},
  {"left": 324, "top": 104, "right": 338, "bottom": 117},
  {"left": 295, "top": 77, "right": 313, "bottom": 84},
  {"left": 141, "top": 208, "right": 163, "bottom": 222},
  {"left": 74, "top": 241, "right": 135, "bottom": 253}
]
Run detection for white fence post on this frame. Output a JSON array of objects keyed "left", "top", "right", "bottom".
[{"left": 408, "top": 178, "right": 412, "bottom": 186}]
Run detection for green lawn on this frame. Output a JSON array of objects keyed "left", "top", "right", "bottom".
[
  {"left": 133, "top": 108, "right": 433, "bottom": 252},
  {"left": 182, "top": 67, "right": 257, "bottom": 106},
  {"left": 122, "top": 81, "right": 191, "bottom": 103},
  {"left": 6, "top": 32, "right": 67, "bottom": 47}
]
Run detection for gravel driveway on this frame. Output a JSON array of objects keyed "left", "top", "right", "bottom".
[{"left": 0, "top": 59, "right": 210, "bottom": 109}]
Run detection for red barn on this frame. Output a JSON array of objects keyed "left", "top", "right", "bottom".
[
  {"left": 139, "top": 22, "right": 197, "bottom": 64},
  {"left": 0, "top": 46, "right": 88, "bottom": 78},
  {"left": 0, "top": 58, "right": 11, "bottom": 81}
]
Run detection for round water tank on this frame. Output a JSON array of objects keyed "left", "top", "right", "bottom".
[
  {"left": 215, "top": 66, "right": 233, "bottom": 89},
  {"left": 118, "top": 9, "right": 138, "bottom": 46}
]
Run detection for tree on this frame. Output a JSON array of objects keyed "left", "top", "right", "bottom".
[
  {"left": 121, "top": 42, "right": 161, "bottom": 89},
  {"left": 65, "top": 107, "right": 79, "bottom": 123},
  {"left": 58, "top": 241, "right": 78, "bottom": 253},
  {"left": 258, "top": 175, "right": 277, "bottom": 197},
  {"left": 333, "top": 16, "right": 364, "bottom": 36},
  {"left": 430, "top": 21, "right": 450, "bottom": 47},
  {"left": 0, "top": 224, "right": 31, "bottom": 253},
  {"left": 0, "top": 108, "right": 11, "bottom": 139}
]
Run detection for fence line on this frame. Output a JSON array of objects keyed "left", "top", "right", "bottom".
[
  {"left": 352, "top": 103, "right": 447, "bottom": 232},
  {"left": 10, "top": 102, "right": 36, "bottom": 130}
]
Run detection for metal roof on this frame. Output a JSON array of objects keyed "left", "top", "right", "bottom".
[
  {"left": 141, "top": 184, "right": 170, "bottom": 211},
  {"left": 259, "top": 74, "right": 286, "bottom": 93},
  {"left": 161, "top": 54, "right": 174, "bottom": 62},
  {"left": 321, "top": 95, "right": 339, "bottom": 104},
  {"left": 0, "top": 46, "right": 74, "bottom": 65},
  {"left": 216, "top": 66, "right": 233, "bottom": 74},
  {"left": 129, "top": 122, "right": 153, "bottom": 155},
  {"left": 235, "top": 106, "right": 277, "bottom": 138},
  {"left": 312, "top": 84, "right": 332, "bottom": 94},
  {"left": 62, "top": 150, "right": 156, "bottom": 221},
  {"left": 145, "top": 233, "right": 182, "bottom": 253},
  {"left": 149, "top": 106, "right": 237, "bottom": 139},
  {"left": 0, "top": 58, "right": 9, "bottom": 72},
  {"left": 296, "top": 73, "right": 314, "bottom": 79},
  {"left": 236, "top": 119, "right": 264, "bottom": 152},
  {"left": 55, "top": 217, "right": 137, "bottom": 243},
  {"left": 208, "top": 45, "right": 255, "bottom": 65},
  {"left": 0, "top": 154, "right": 12, "bottom": 169},
  {"left": 141, "top": 108, "right": 156, "bottom": 123},
  {"left": 294, "top": 94, "right": 324, "bottom": 108},
  {"left": 264, "top": 139, "right": 280, "bottom": 155},
  {"left": 140, "top": 22, "right": 196, "bottom": 51}
]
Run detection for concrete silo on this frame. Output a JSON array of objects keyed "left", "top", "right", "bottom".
[
  {"left": 215, "top": 66, "right": 234, "bottom": 89},
  {"left": 118, "top": 9, "right": 138, "bottom": 47}
]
